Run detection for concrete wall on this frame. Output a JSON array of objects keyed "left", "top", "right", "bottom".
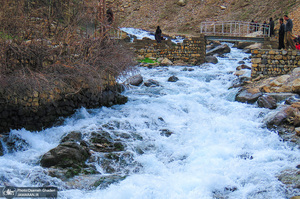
[
  {"left": 129, "top": 35, "right": 206, "bottom": 65},
  {"left": 251, "top": 49, "right": 300, "bottom": 79},
  {"left": 0, "top": 74, "right": 127, "bottom": 134}
]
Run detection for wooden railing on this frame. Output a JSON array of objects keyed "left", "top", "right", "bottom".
[{"left": 200, "top": 21, "right": 270, "bottom": 37}]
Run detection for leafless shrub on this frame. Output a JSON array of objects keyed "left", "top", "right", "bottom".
[{"left": 0, "top": 0, "right": 135, "bottom": 97}]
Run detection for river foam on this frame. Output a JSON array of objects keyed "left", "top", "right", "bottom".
[{"left": 0, "top": 44, "right": 299, "bottom": 199}]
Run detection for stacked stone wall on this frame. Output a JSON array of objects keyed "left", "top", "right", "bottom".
[
  {"left": 0, "top": 74, "right": 127, "bottom": 134},
  {"left": 251, "top": 49, "right": 300, "bottom": 79},
  {"left": 130, "top": 36, "right": 206, "bottom": 65}
]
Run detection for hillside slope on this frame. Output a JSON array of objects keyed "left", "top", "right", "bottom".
[{"left": 108, "top": 0, "right": 300, "bottom": 36}]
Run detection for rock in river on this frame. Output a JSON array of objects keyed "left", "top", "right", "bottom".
[{"left": 40, "top": 141, "right": 90, "bottom": 168}]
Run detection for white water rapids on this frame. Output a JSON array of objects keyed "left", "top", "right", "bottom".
[{"left": 0, "top": 40, "right": 300, "bottom": 198}]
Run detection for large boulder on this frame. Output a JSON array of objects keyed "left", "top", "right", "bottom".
[
  {"left": 127, "top": 74, "right": 143, "bottom": 86},
  {"left": 292, "top": 78, "right": 300, "bottom": 93},
  {"left": 235, "top": 88, "right": 263, "bottom": 104},
  {"left": 206, "top": 44, "right": 231, "bottom": 56},
  {"left": 237, "top": 42, "right": 253, "bottom": 49},
  {"left": 40, "top": 142, "right": 90, "bottom": 168},
  {"left": 206, "top": 41, "right": 222, "bottom": 51},
  {"left": 160, "top": 58, "right": 173, "bottom": 66},
  {"left": 266, "top": 105, "right": 297, "bottom": 127},
  {"left": 205, "top": 56, "right": 218, "bottom": 64},
  {"left": 257, "top": 95, "right": 277, "bottom": 109}
]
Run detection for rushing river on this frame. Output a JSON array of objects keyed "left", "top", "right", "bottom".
[{"left": 1, "top": 43, "right": 300, "bottom": 199}]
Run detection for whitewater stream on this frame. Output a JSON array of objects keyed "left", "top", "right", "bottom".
[{"left": 0, "top": 41, "right": 300, "bottom": 199}]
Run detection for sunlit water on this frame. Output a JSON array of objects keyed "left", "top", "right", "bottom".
[{"left": 0, "top": 45, "right": 300, "bottom": 199}]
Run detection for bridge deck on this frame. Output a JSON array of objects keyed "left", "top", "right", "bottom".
[{"left": 205, "top": 35, "right": 266, "bottom": 43}]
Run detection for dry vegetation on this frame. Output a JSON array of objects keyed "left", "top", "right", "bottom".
[
  {"left": 0, "top": 0, "right": 135, "bottom": 95},
  {"left": 112, "top": 0, "right": 300, "bottom": 36}
]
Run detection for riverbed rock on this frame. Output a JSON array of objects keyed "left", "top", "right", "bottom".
[
  {"left": 277, "top": 169, "right": 300, "bottom": 190},
  {"left": 292, "top": 78, "right": 300, "bottom": 94},
  {"left": 89, "top": 131, "right": 125, "bottom": 152},
  {"left": 237, "top": 42, "right": 253, "bottom": 49},
  {"left": 168, "top": 75, "right": 179, "bottom": 82},
  {"left": 3, "top": 133, "right": 30, "bottom": 153},
  {"left": 236, "top": 64, "right": 251, "bottom": 70},
  {"left": 144, "top": 79, "right": 160, "bottom": 87},
  {"left": 159, "top": 129, "right": 174, "bottom": 137},
  {"left": 206, "top": 41, "right": 222, "bottom": 51},
  {"left": 61, "top": 131, "right": 82, "bottom": 143},
  {"left": 206, "top": 44, "right": 231, "bottom": 56},
  {"left": 127, "top": 74, "right": 143, "bottom": 86},
  {"left": 290, "top": 196, "right": 300, "bottom": 199},
  {"left": 205, "top": 56, "right": 218, "bottom": 64},
  {"left": 235, "top": 88, "right": 263, "bottom": 104},
  {"left": 177, "top": 0, "right": 187, "bottom": 6},
  {"left": 266, "top": 106, "right": 297, "bottom": 127},
  {"left": 257, "top": 95, "right": 277, "bottom": 109},
  {"left": 234, "top": 70, "right": 246, "bottom": 77},
  {"left": 244, "top": 43, "right": 262, "bottom": 50},
  {"left": 40, "top": 141, "right": 90, "bottom": 168},
  {"left": 161, "top": 58, "right": 173, "bottom": 66}
]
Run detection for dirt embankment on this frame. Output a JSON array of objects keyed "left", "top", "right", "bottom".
[{"left": 108, "top": 0, "right": 300, "bottom": 36}]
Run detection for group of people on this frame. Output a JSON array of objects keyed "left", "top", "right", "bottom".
[
  {"left": 251, "top": 16, "right": 299, "bottom": 50},
  {"left": 278, "top": 15, "right": 299, "bottom": 50},
  {"left": 250, "top": 18, "right": 275, "bottom": 36}
]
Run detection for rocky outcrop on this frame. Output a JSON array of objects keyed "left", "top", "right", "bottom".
[
  {"left": 40, "top": 127, "right": 133, "bottom": 182},
  {"left": 40, "top": 141, "right": 90, "bottom": 168}
]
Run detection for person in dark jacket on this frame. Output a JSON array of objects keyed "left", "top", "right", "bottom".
[
  {"left": 269, "top": 17, "right": 275, "bottom": 37},
  {"left": 106, "top": 8, "right": 114, "bottom": 25},
  {"left": 278, "top": 18, "right": 285, "bottom": 49},
  {"left": 284, "top": 15, "right": 296, "bottom": 50},
  {"left": 155, "top": 26, "right": 162, "bottom": 43}
]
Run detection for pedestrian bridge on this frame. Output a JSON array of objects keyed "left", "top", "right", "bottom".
[{"left": 201, "top": 21, "right": 270, "bottom": 43}]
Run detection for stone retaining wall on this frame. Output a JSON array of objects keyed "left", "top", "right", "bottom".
[
  {"left": 129, "top": 36, "right": 206, "bottom": 65},
  {"left": 251, "top": 49, "right": 300, "bottom": 79},
  {"left": 0, "top": 74, "right": 127, "bottom": 134}
]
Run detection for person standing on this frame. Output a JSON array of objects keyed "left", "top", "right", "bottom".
[
  {"left": 269, "top": 17, "right": 274, "bottom": 37},
  {"left": 284, "top": 15, "right": 296, "bottom": 50},
  {"left": 106, "top": 8, "right": 114, "bottom": 25},
  {"left": 155, "top": 26, "right": 162, "bottom": 43},
  {"left": 278, "top": 18, "right": 285, "bottom": 49},
  {"left": 262, "top": 21, "right": 268, "bottom": 36}
]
